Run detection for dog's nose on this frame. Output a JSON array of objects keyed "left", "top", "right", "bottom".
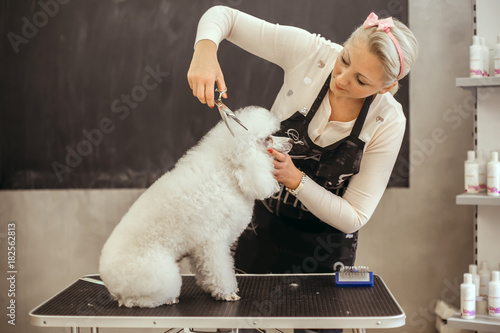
[{"left": 283, "top": 140, "right": 293, "bottom": 154}]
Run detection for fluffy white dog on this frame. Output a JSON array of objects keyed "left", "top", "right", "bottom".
[{"left": 99, "top": 106, "right": 292, "bottom": 308}]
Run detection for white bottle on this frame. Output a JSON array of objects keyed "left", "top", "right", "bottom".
[
  {"left": 469, "top": 264, "right": 481, "bottom": 297},
  {"left": 479, "top": 261, "right": 490, "bottom": 297},
  {"left": 478, "top": 150, "right": 487, "bottom": 192},
  {"left": 489, "top": 271, "right": 500, "bottom": 317},
  {"left": 481, "top": 37, "right": 490, "bottom": 77},
  {"left": 470, "top": 36, "right": 483, "bottom": 77},
  {"left": 494, "top": 35, "right": 500, "bottom": 77},
  {"left": 487, "top": 151, "right": 500, "bottom": 196},
  {"left": 461, "top": 273, "right": 476, "bottom": 319},
  {"left": 465, "top": 151, "right": 479, "bottom": 193}
]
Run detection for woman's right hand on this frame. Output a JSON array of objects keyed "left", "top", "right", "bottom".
[{"left": 187, "top": 39, "right": 228, "bottom": 108}]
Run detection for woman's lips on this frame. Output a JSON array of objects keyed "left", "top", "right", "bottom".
[{"left": 334, "top": 81, "right": 345, "bottom": 91}]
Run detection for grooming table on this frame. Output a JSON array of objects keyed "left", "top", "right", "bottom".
[{"left": 30, "top": 274, "right": 405, "bottom": 331}]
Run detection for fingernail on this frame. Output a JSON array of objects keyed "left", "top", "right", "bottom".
[
  {"left": 209, "top": 105, "right": 214, "bottom": 109},
  {"left": 268, "top": 149, "right": 273, "bottom": 154},
  {"left": 223, "top": 92, "right": 228, "bottom": 98}
]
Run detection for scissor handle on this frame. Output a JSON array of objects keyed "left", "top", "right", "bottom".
[{"left": 215, "top": 88, "right": 227, "bottom": 102}]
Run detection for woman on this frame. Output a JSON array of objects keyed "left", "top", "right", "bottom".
[{"left": 187, "top": 6, "right": 418, "bottom": 275}]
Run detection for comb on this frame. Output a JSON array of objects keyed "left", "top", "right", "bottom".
[{"left": 335, "top": 266, "right": 374, "bottom": 287}]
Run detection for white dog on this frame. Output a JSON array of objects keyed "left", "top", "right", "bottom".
[{"left": 99, "top": 106, "right": 292, "bottom": 308}]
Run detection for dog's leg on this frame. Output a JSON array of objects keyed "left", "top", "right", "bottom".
[
  {"left": 188, "top": 255, "right": 207, "bottom": 289},
  {"left": 191, "top": 242, "right": 240, "bottom": 301}
]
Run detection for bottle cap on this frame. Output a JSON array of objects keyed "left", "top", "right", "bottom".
[
  {"left": 467, "top": 151, "right": 476, "bottom": 161},
  {"left": 469, "top": 264, "right": 478, "bottom": 274},
  {"left": 491, "top": 151, "right": 499, "bottom": 162},
  {"left": 473, "top": 36, "right": 480, "bottom": 45},
  {"left": 480, "top": 260, "right": 490, "bottom": 271},
  {"left": 464, "top": 273, "right": 473, "bottom": 284},
  {"left": 492, "top": 271, "right": 500, "bottom": 282},
  {"left": 478, "top": 150, "right": 484, "bottom": 160}
]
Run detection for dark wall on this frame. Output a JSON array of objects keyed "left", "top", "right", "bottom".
[{"left": 0, "top": 0, "right": 409, "bottom": 189}]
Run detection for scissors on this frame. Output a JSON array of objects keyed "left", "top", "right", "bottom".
[{"left": 214, "top": 88, "right": 248, "bottom": 137}]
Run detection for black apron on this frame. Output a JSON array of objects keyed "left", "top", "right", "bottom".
[{"left": 234, "top": 74, "right": 373, "bottom": 274}]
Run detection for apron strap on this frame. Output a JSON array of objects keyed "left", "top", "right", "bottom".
[
  {"left": 350, "top": 94, "right": 374, "bottom": 137},
  {"left": 305, "top": 75, "right": 332, "bottom": 122}
]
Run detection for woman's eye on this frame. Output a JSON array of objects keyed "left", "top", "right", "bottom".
[
  {"left": 357, "top": 78, "right": 366, "bottom": 86},
  {"left": 341, "top": 56, "right": 348, "bottom": 65}
]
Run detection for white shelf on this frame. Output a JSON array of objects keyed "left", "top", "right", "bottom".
[
  {"left": 452, "top": 3, "right": 500, "bottom": 333},
  {"left": 447, "top": 313, "right": 500, "bottom": 332},
  {"left": 456, "top": 76, "right": 500, "bottom": 87},
  {"left": 456, "top": 193, "right": 500, "bottom": 205}
]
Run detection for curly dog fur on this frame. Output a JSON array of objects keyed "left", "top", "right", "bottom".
[{"left": 99, "top": 106, "right": 290, "bottom": 307}]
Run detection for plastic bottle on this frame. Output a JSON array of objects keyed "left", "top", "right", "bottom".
[
  {"left": 487, "top": 151, "right": 500, "bottom": 196},
  {"left": 465, "top": 151, "right": 479, "bottom": 193},
  {"left": 479, "top": 261, "right": 490, "bottom": 297},
  {"left": 470, "top": 36, "right": 483, "bottom": 77},
  {"left": 478, "top": 150, "right": 487, "bottom": 192},
  {"left": 489, "top": 271, "right": 500, "bottom": 317},
  {"left": 481, "top": 37, "right": 490, "bottom": 77},
  {"left": 494, "top": 35, "right": 500, "bottom": 77},
  {"left": 469, "top": 264, "right": 481, "bottom": 297},
  {"left": 461, "top": 273, "right": 476, "bottom": 319}
]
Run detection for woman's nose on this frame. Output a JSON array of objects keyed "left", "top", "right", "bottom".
[{"left": 336, "top": 72, "right": 348, "bottom": 86}]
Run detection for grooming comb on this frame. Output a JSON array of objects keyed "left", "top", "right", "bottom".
[{"left": 335, "top": 266, "right": 374, "bottom": 287}]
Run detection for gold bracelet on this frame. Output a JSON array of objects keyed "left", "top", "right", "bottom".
[{"left": 285, "top": 171, "right": 307, "bottom": 196}]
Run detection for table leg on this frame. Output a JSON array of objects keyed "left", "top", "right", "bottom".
[
  {"left": 70, "top": 328, "right": 80, "bottom": 333},
  {"left": 275, "top": 329, "right": 293, "bottom": 333},
  {"left": 185, "top": 329, "right": 209, "bottom": 333},
  {"left": 91, "top": 328, "right": 99, "bottom": 333}
]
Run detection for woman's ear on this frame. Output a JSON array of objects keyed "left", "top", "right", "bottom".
[{"left": 379, "top": 81, "right": 398, "bottom": 94}]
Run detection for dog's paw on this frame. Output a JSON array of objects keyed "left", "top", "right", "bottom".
[
  {"left": 165, "top": 298, "right": 179, "bottom": 305},
  {"left": 216, "top": 291, "right": 240, "bottom": 302},
  {"left": 227, "top": 292, "right": 241, "bottom": 301}
]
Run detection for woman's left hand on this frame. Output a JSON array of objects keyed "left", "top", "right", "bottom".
[{"left": 268, "top": 149, "right": 303, "bottom": 190}]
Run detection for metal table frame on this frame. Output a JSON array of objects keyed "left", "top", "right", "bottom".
[{"left": 30, "top": 273, "right": 405, "bottom": 332}]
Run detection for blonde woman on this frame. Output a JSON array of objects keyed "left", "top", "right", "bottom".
[{"left": 188, "top": 6, "right": 418, "bottom": 281}]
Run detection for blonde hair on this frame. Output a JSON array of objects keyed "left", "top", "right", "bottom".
[{"left": 345, "top": 17, "right": 418, "bottom": 95}]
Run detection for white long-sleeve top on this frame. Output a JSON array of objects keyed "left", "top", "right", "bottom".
[{"left": 195, "top": 6, "right": 406, "bottom": 234}]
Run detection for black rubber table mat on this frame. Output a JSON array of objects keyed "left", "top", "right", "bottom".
[{"left": 31, "top": 274, "right": 402, "bottom": 319}]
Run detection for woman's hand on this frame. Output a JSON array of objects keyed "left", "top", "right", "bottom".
[
  {"left": 268, "top": 149, "right": 303, "bottom": 190},
  {"left": 187, "top": 39, "right": 227, "bottom": 108}
]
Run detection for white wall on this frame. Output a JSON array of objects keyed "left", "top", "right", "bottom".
[
  {"left": 0, "top": 1, "right": 476, "bottom": 333},
  {"left": 357, "top": 1, "right": 475, "bottom": 332}
]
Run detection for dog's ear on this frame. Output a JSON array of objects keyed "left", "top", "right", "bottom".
[
  {"left": 227, "top": 106, "right": 280, "bottom": 199},
  {"left": 231, "top": 145, "right": 279, "bottom": 200}
]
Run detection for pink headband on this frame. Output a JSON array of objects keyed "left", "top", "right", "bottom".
[{"left": 363, "top": 12, "right": 405, "bottom": 80}]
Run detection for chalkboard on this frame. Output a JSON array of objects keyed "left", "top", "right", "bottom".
[{"left": 0, "top": 0, "right": 409, "bottom": 189}]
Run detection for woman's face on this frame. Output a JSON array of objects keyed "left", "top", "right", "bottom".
[{"left": 331, "top": 37, "right": 394, "bottom": 99}]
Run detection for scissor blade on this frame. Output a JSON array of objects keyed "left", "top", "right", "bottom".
[
  {"left": 215, "top": 101, "right": 249, "bottom": 132},
  {"left": 217, "top": 106, "right": 235, "bottom": 137},
  {"left": 228, "top": 115, "right": 248, "bottom": 131}
]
